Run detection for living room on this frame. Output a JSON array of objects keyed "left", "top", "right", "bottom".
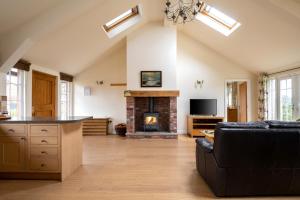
[{"left": 0, "top": 0, "right": 300, "bottom": 199}]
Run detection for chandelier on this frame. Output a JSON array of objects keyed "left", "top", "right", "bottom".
[{"left": 164, "top": 0, "right": 204, "bottom": 24}]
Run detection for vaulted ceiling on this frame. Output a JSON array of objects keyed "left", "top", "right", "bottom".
[
  {"left": 181, "top": 0, "right": 300, "bottom": 73},
  {"left": 0, "top": 0, "right": 299, "bottom": 75},
  {"left": 0, "top": 0, "right": 62, "bottom": 35}
]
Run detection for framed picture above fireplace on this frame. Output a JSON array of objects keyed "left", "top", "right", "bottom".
[{"left": 141, "top": 71, "right": 162, "bottom": 87}]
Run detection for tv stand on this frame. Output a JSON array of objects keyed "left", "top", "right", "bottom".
[{"left": 187, "top": 115, "right": 224, "bottom": 137}]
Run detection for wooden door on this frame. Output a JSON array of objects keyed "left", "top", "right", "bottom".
[
  {"left": 0, "top": 137, "right": 26, "bottom": 171},
  {"left": 32, "top": 71, "right": 57, "bottom": 117},
  {"left": 238, "top": 82, "right": 247, "bottom": 122}
]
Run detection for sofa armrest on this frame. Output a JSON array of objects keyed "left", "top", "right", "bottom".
[{"left": 196, "top": 138, "right": 213, "bottom": 153}]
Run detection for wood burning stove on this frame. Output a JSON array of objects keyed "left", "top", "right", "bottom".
[{"left": 144, "top": 97, "right": 159, "bottom": 131}]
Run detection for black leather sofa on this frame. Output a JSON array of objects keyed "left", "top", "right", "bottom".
[{"left": 196, "top": 121, "right": 300, "bottom": 197}]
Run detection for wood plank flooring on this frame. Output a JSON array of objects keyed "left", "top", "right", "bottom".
[{"left": 0, "top": 135, "right": 299, "bottom": 200}]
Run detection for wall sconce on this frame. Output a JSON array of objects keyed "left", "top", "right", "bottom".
[
  {"left": 195, "top": 80, "right": 204, "bottom": 88},
  {"left": 96, "top": 80, "right": 104, "bottom": 85}
]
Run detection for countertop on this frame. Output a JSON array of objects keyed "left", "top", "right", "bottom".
[{"left": 0, "top": 116, "right": 92, "bottom": 124}]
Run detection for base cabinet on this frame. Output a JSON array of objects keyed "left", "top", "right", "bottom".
[
  {"left": 0, "top": 122, "right": 82, "bottom": 181},
  {"left": 187, "top": 116, "right": 224, "bottom": 137},
  {"left": 0, "top": 136, "right": 26, "bottom": 171}
]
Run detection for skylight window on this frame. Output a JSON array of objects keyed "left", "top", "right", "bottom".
[
  {"left": 102, "top": 5, "right": 141, "bottom": 38},
  {"left": 196, "top": 4, "right": 241, "bottom": 36}
]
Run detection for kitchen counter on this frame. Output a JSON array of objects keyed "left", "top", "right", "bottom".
[
  {"left": 0, "top": 116, "right": 92, "bottom": 124},
  {"left": 0, "top": 116, "right": 91, "bottom": 181}
]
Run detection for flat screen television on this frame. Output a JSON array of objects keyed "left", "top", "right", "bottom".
[{"left": 190, "top": 99, "right": 217, "bottom": 116}]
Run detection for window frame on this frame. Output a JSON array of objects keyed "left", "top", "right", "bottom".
[
  {"left": 103, "top": 5, "right": 139, "bottom": 33},
  {"left": 278, "top": 78, "right": 293, "bottom": 121},
  {"left": 267, "top": 74, "right": 300, "bottom": 121},
  {"left": 196, "top": 3, "right": 241, "bottom": 36},
  {"left": 6, "top": 68, "right": 26, "bottom": 118},
  {"left": 60, "top": 80, "right": 73, "bottom": 118}
]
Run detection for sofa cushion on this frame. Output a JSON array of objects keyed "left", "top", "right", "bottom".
[
  {"left": 265, "top": 120, "right": 300, "bottom": 128},
  {"left": 216, "top": 122, "right": 269, "bottom": 129}
]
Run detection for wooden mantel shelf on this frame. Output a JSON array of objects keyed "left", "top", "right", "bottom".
[{"left": 124, "top": 90, "right": 180, "bottom": 97}]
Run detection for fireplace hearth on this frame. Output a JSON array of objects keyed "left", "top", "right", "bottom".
[{"left": 125, "top": 90, "right": 179, "bottom": 138}]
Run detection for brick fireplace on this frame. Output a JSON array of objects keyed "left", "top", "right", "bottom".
[{"left": 125, "top": 90, "right": 179, "bottom": 138}]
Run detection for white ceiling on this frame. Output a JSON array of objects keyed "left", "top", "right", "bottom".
[
  {"left": 181, "top": 0, "right": 300, "bottom": 73},
  {"left": 1, "top": 0, "right": 300, "bottom": 75},
  {"left": 0, "top": 0, "right": 62, "bottom": 35},
  {"left": 23, "top": 0, "right": 164, "bottom": 75}
]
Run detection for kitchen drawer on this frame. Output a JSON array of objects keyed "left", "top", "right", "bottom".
[
  {"left": 31, "top": 137, "right": 58, "bottom": 145},
  {"left": 30, "top": 125, "right": 58, "bottom": 136},
  {"left": 0, "top": 124, "right": 26, "bottom": 136},
  {"left": 30, "top": 157, "right": 59, "bottom": 171},
  {"left": 30, "top": 147, "right": 58, "bottom": 158}
]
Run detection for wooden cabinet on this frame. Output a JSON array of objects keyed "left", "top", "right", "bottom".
[
  {"left": 0, "top": 124, "right": 27, "bottom": 171},
  {"left": 0, "top": 122, "right": 82, "bottom": 181},
  {"left": 29, "top": 157, "right": 59, "bottom": 171},
  {"left": 29, "top": 124, "right": 60, "bottom": 172},
  {"left": 30, "top": 136, "right": 59, "bottom": 145},
  {"left": 30, "top": 125, "right": 58, "bottom": 136},
  {"left": 187, "top": 116, "right": 224, "bottom": 137},
  {"left": 227, "top": 108, "right": 238, "bottom": 122},
  {"left": 0, "top": 137, "right": 26, "bottom": 171},
  {"left": 0, "top": 124, "right": 27, "bottom": 136}
]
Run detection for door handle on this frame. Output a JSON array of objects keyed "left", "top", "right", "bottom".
[{"left": 8, "top": 129, "right": 15, "bottom": 133}]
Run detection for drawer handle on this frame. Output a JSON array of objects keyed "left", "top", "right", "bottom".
[
  {"left": 8, "top": 129, "right": 15, "bottom": 133},
  {"left": 41, "top": 129, "right": 48, "bottom": 132},
  {"left": 41, "top": 163, "right": 46, "bottom": 167},
  {"left": 41, "top": 140, "right": 48, "bottom": 143},
  {"left": 41, "top": 151, "right": 48, "bottom": 154},
  {"left": 21, "top": 137, "right": 26, "bottom": 140}
]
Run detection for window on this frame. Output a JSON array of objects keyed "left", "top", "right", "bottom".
[
  {"left": 102, "top": 5, "right": 141, "bottom": 38},
  {"left": 267, "top": 74, "right": 300, "bottom": 121},
  {"left": 196, "top": 3, "right": 241, "bottom": 36},
  {"left": 279, "top": 78, "right": 293, "bottom": 121},
  {"left": 60, "top": 80, "right": 72, "bottom": 118},
  {"left": 6, "top": 68, "right": 26, "bottom": 118}
]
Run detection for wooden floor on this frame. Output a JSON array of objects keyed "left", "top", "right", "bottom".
[{"left": 0, "top": 135, "right": 298, "bottom": 200}]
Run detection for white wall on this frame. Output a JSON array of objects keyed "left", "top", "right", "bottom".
[
  {"left": 74, "top": 47, "right": 127, "bottom": 133},
  {"left": 176, "top": 33, "right": 258, "bottom": 133},
  {"left": 127, "top": 22, "right": 177, "bottom": 90},
  {"left": 0, "top": 72, "right": 6, "bottom": 95},
  {"left": 26, "top": 64, "right": 60, "bottom": 117}
]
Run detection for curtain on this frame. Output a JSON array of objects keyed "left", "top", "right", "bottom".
[{"left": 258, "top": 73, "right": 269, "bottom": 121}]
